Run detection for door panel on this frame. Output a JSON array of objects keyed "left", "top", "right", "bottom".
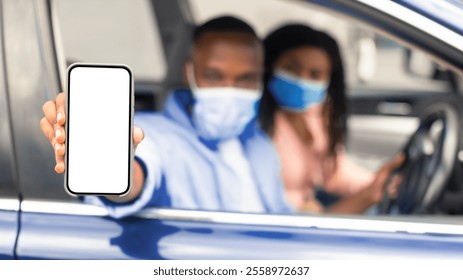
[
  {"left": 17, "top": 212, "right": 128, "bottom": 259},
  {"left": 15, "top": 204, "right": 463, "bottom": 259},
  {"left": 347, "top": 115, "right": 418, "bottom": 170},
  {"left": 0, "top": 0, "right": 20, "bottom": 260},
  {"left": 0, "top": 203, "right": 19, "bottom": 259},
  {"left": 346, "top": 89, "right": 462, "bottom": 170}
]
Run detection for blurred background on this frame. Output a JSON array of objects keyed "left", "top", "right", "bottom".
[{"left": 56, "top": 0, "right": 454, "bottom": 171}]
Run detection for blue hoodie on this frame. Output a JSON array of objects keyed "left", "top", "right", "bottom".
[{"left": 85, "top": 89, "right": 293, "bottom": 218}]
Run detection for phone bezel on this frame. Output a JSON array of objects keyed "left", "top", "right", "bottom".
[{"left": 65, "top": 63, "right": 134, "bottom": 196}]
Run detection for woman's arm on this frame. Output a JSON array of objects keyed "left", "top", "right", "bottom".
[
  {"left": 321, "top": 148, "right": 375, "bottom": 197},
  {"left": 324, "top": 153, "right": 405, "bottom": 214}
]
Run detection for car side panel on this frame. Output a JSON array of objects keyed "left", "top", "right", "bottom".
[
  {"left": 144, "top": 220, "right": 463, "bottom": 259},
  {"left": 16, "top": 212, "right": 463, "bottom": 259},
  {"left": 16, "top": 213, "right": 128, "bottom": 259},
  {"left": 0, "top": 211, "right": 18, "bottom": 259}
]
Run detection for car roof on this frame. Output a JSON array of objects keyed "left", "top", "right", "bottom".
[{"left": 395, "top": 0, "right": 463, "bottom": 35}]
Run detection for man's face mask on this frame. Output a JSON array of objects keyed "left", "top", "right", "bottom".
[
  {"left": 269, "top": 69, "right": 328, "bottom": 112},
  {"left": 186, "top": 64, "right": 262, "bottom": 141}
]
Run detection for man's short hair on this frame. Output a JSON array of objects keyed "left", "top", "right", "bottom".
[{"left": 193, "top": 15, "right": 258, "bottom": 43}]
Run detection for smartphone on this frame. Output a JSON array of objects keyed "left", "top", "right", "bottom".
[{"left": 65, "top": 63, "right": 133, "bottom": 195}]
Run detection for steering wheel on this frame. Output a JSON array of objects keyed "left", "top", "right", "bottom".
[{"left": 378, "top": 103, "right": 460, "bottom": 214}]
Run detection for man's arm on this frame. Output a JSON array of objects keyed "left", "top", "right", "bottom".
[{"left": 105, "top": 160, "right": 145, "bottom": 202}]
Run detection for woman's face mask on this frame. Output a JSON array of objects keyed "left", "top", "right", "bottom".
[
  {"left": 269, "top": 69, "right": 329, "bottom": 112},
  {"left": 187, "top": 64, "right": 262, "bottom": 141}
]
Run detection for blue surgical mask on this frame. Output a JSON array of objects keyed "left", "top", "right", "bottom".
[
  {"left": 187, "top": 64, "right": 261, "bottom": 141},
  {"left": 269, "top": 70, "right": 328, "bottom": 112}
]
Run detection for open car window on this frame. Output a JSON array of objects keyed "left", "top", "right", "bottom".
[
  {"left": 44, "top": 0, "right": 463, "bottom": 217},
  {"left": 56, "top": 0, "right": 166, "bottom": 82},
  {"left": 189, "top": 0, "right": 454, "bottom": 95}
]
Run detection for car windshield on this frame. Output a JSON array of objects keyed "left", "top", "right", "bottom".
[{"left": 394, "top": 0, "right": 463, "bottom": 34}]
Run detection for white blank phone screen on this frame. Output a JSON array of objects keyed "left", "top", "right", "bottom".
[{"left": 67, "top": 66, "right": 132, "bottom": 194}]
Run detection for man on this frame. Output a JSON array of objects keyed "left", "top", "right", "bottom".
[
  {"left": 41, "top": 16, "right": 293, "bottom": 217},
  {"left": 40, "top": 16, "right": 403, "bottom": 218}
]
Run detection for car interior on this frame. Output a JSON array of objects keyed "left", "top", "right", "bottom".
[{"left": 46, "top": 0, "right": 463, "bottom": 215}]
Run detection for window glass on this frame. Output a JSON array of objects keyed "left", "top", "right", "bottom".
[
  {"left": 43, "top": 0, "right": 461, "bottom": 215},
  {"left": 56, "top": 0, "right": 166, "bottom": 82},
  {"left": 187, "top": 0, "right": 461, "bottom": 215},
  {"left": 189, "top": 0, "right": 452, "bottom": 94}
]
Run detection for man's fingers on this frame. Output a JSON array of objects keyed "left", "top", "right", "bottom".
[
  {"left": 55, "top": 143, "right": 65, "bottom": 156},
  {"left": 40, "top": 117, "right": 55, "bottom": 143},
  {"left": 54, "top": 125, "right": 66, "bottom": 144},
  {"left": 41, "top": 93, "right": 66, "bottom": 174},
  {"left": 55, "top": 158, "right": 65, "bottom": 173},
  {"left": 42, "top": 93, "right": 66, "bottom": 145},
  {"left": 55, "top": 92, "right": 66, "bottom": 126},
  {"left": 52, "top": 134, "right": 65, "bottom": 173},
  {"left": 42, "top": 101, "right": 57, "bottom": 125},
  {"left": 133, "top": 127, "right": 144, "bottom": 147},
  {"left": 40, "top": 117, "right": 65, "bottom": 157}
]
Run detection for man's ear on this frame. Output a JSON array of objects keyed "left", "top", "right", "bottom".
[{"left": 182, "top": 59, "right": 192, "bottom": 87}]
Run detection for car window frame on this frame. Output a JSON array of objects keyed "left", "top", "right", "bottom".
[
  {"left": 0, "top": 0, "right": 20, "bottom": 201},
  {"left": 39, "top": 0, "right": 463, "bottom": 222},
  {"left": 2, "top": 0, "right": 67, "bottom": 201},
  {"left": 308, "top": 0, "right": 463, "bottom": 75},
  {"left": 18, "top": 199, "right": 463, "bottom": 235}
]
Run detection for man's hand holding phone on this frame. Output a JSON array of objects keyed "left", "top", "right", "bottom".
[
  {"left": 39, "top": 64, "right": 146, "bottom": 201},
  {"left": 40, "top": 92, "right": 144, "bottom": 174}
]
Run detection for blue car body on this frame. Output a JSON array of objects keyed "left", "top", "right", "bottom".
[{"left": 12, "top": 204, "right": 463, "bottom": 259}]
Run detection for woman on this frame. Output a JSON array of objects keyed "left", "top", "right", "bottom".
[{"left": 259, "top": 24, "right": 376, "bottom": 213}]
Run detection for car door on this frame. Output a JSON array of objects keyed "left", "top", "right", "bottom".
[{"left": 0, "top": 1, "right": 20, "bottom": 258}]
